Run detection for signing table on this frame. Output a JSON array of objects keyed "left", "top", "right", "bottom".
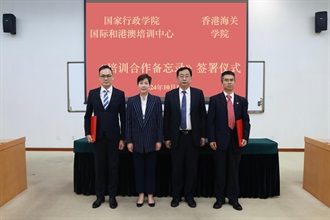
[{"left": 74, "top": 138, "right": 279, "bottom": 198}]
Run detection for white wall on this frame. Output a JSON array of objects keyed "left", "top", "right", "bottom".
[
  {"left": 248, "top": 0, "right": 330, "bottom": 148},
  {"left": 0, "top": 0, "right": 85, "bottom": 148},
  {"left": 0, "top": 0, "right": 329, "bottom": 148}
]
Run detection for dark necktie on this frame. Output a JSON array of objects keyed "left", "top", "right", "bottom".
[
  {"left": 227, "top": 94, "right": 235, "bottom": 129},
  {"left": 181, "top": 91, "right": 187, "bottom": 130}
]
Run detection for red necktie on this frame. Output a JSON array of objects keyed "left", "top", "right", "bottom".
[{"left": 227, "top": 94, "right": 235, "bottom": 129}]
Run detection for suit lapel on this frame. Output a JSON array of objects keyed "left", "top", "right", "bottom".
[
  {"left": 95, "top": 87, "right": 103, "bottom": 108},
  {"left": 190, "top": 88, "right": 195, "bottom": 110},
  {"left": 234, "top": 94, "right": 240, "bottom": 113},
  {"left": 108, "top": 87, "right": 115, "bottom": 105},
  {"left": 174, "top": 89, "right": 180, "bottom": 114},
  {"left": 144, "top": 95, "right": 155, "bottom": 126},
  {"left": 132, "top": 95, "right": 144, "bottom": 128},
  {"left": 219, "top": 92, "right": 227, "bottom": 108}
]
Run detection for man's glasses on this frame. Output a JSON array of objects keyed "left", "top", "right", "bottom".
[{"left": 100, "top": 75, "right": 113, "bottom": 79}]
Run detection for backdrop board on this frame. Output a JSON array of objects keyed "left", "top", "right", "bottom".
[
  {"left": 67, "top": 61, "right": 265, "bottom": 113},
  {"left": 247, "top": 61, "right": 265, "bottom": 113},
  {"left": 85, "top": 0, "right": 248, "bottom": 99}
]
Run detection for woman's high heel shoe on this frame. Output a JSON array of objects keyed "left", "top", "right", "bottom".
[{"left": 136, "top": 202, "right": 144, "bottom": 207}]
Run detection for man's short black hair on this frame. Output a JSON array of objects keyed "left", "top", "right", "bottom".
[
  {"left": 98, "top": 65, "right": 112, "bottom": 74},
  {"left": 176, "top": 66, "right": 192, "bottom": 77},
  {"left": 221, "top": 70, "right": 235, "bottom": 82}
]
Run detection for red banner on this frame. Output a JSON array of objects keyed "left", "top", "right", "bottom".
[{"left": 85, "top": 2, "right": 247, "bottom": 99}]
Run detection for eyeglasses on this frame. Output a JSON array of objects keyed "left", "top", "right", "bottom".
[{"left": 100, "top": 75, "right": 113, "bottom": 79}]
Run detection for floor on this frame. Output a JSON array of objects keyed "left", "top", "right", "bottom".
[{"left": 0, "top": 152, "right": 329, "bottom": 220}]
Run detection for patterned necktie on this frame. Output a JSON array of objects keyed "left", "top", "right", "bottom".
[
  {"left": 103, "top": 90, "right": 109, "bottom": 109},
  {"left": 227, "top": 94, "right": 235, "bottom": 129},
  {"left": 181, "top": 91, "right": 187, "bottom": 130}
]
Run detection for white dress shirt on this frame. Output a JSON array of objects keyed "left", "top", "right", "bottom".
[{"left": 140, "top": 94, "right": 148, "bottom": 119}]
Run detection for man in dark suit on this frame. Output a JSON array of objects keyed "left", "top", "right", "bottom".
[
  {"left": 84, "top": 65, "right": 126, "bottom": 209},
  {"left": 126, "top": 74, "right": 163, "bottom": 207},
  {"left": 207, "top": 70, "right": 250, "bottom": 211},
  {"left": 163, "top": 67, "right": 207, "bottom": 208}
]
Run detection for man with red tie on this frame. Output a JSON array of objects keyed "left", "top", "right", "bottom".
[{"left": 207, "top": 71, "right": 251, "bottom": 211}]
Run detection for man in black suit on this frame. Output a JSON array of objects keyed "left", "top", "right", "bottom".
[
  {"left": 163, "top": 67, "right": 207, "bottom": 208},
  {"left": 84, "top": 65, "right": 126, "bottom": 209},
  {"left": 207, "top": 71, "right": 250, "bottom": 211}
]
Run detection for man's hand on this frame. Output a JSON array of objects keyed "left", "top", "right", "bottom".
[
  {"left": 240, "top": 139, "right": 247, "bottom": 147},
  {"left": 86, "top": 135, "right": 94, "bottom": 143},
  {"left": 209, "top": 141, "right": 217, "bottom": 151},
  {"left": 165, "top": 140, "right": 171, "bottom": 149},
  {"left": 200, "top": 138, "right": 206, "bottom": 147}
]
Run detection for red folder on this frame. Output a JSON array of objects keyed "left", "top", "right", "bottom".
[
  {"left": 90, "top": 116, "right": 97, "bottom": 143},
  {"left": 236, "top": 119, "right": 243, "bottom": 147}
]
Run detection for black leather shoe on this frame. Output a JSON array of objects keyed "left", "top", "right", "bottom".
[
  {"left": 109, "top": 197, "right": 118, "bottom": 209},
  {"left": 92, "top": 197, "right": 105, "bottom": 208},
  {"left": 213, "top": 199, "right": 226, "bottom": 209},
  {"left": 229, "top": 201, "right": 243, "bottom": 211},
  {"left": 170, "top": 198, "right": 182, "bottom": 207},
  {"left": 136, "top": 199, "right": 144, "bottom": 208},
  {"left": 186, "top": 198, "right": 196, "bottom": 208}
]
